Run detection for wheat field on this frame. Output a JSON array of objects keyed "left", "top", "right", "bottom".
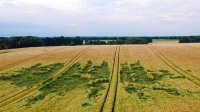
[{"left": 0, "top": 44, "right": 200, "bottom": 112}]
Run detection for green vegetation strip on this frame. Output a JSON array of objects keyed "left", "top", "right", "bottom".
[
  {"left": 0, "top": 63, "right": 64, "bottom": 87},
  {"left": 120, "top": 61, "right": 181, "bottom": 101},
  {"left": 27, "top": 61, "right": 110, "bottom": 106}
]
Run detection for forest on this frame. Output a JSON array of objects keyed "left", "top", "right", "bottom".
[
  {"left": 0, "top": 36, "right": 83, "bottom": 49},
  {"left": 0, "top": 36, "right": 152, "bottom": 49},
  {"left": 179, "top": 36, "right": 200, "bottom": 43}
]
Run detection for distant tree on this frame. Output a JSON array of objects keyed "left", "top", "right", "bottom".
[
  {"left": 115, "top": 39, "right": 125, "bottom": 44},
  {"left": 145, "top": 37, "right": 152, "bottom": 43},
  {"left": 70, "top": 42, "right": 75, "bottom": 46},
  {"left": 107, "top": 40, "right": 114, "bottom": 45},
  {"left": 0, "top": 36, "right": 83, "bottom": 49},
  {"left": 179, "top": 37, "right": 192, "bottom": 43},
  {"left": 86, "top": 40, "right": 106, "bottom": 45},
  {"left": 19, "top": 37, "right": 43, "bottom": 47},
  {"left": 85, "top": 39, "right": 89, "bottom": 44},
  {"left": 106, "top": 37, "right": 149, "bottom": 45},
  {"left": 73, "top": 36, "right": 83, "bottom": 45},
  {"left": 64, "top": 37, "right": 72, "bottom": 45},
  {"left": 179, "top": 36, "right": 200, "bottom": 43},
  {"left": 0, "top": 40, "right": 4, "bottom": 49},
  {"left": 126, "top": 37, "right": 148, "bottom": 44}
]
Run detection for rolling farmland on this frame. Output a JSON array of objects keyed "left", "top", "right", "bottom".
[{"left": 0, "top": 44, "right": 200, "bottom": 112}]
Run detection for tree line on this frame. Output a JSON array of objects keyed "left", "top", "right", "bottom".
[
  {"left": 85, "top": 37, "right": 152, "bottom": 45},
  {"left": 179, "top": 36, "right": 200, "bottom": 43},
  {"left": 0, "top": 36, "right": 83, "bottom": 49},
  {"left": 107, "top": 37, "right": 152, "bottom": 45}
]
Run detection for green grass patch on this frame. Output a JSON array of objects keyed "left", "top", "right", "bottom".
[
  {"left": 186, "top": 69, "right": 192, "bottom": 72},
  {"left": 120, "top": 62, "right": 131, "bottom": 82},
  {"left": 153, "top": 86, "right": 180, "bottom": 96},
  {"left": 89, "top": 61, "right": 110, "bottom": 79},
  {"left": 27, "top": 62, "right": 85, "bottom": 105},
  {"left": 0, "top": 63, "right": 64, "bottom": 87},
  {"left": 137, "top": 91, "right": 150, "bottom": 99},
  {"left": 86, "top": 61, "right": 110, "bottom": 99},
  {"left": 27, "top": 61, "right": 110, "bottom": 105},
  {"left": 120, "top": 61, "right": 170, "bottom": 85},
  {"left": 120, "top": 61, "right": 180, "bottom": 101},
  {"left": 125, "top": 83, "right": 145, "bottom": 93},
  {"left": 87, "top": 78, "right": 109, "bottom": 98},
  {"left": 170, "top": 75, "right": 186, "bottom": 79},
  {"left": 81, "top": 60, "right": 93, "bottom": 73},
  {"left": 81, "top": 102, "right": 91, "bottom": 107}
]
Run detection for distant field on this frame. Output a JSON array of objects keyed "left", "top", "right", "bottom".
[
  {"left": 83, "top": 40, "right": 113, "bottom": 44},
  {"left": 0, "top": 44, "right": 200, "bottom": 112},
  {"left": 152, "top": 39, "right": 179, "bottom": 44}
]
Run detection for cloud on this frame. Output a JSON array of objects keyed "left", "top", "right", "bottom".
[
  {"left": 2, "top": 0, "right": 200, "bottom": 22},
  {"left": 6, "top": 0, "right": 91, "bottom": 13},
  {"left": 115, "top": 0, "right": 200, "bottom": 22},
  {"left": 0, "top": 0, "right": 200, "bottom": 36},
  {"left": 67, "top": 23, "right": 79, "bottom": 26},
  {"left": 0, "top": 0, "right": 6, "bottom": 6}
]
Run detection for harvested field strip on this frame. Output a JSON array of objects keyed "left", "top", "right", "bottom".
[
  {"left": 100, "top": 45, "right": 120, "bottom": 112},
  {"left": 149, "top": 46, "right": 200, "bottom": 86},
  {"left": 0, "top": 47, "right": 90, "bottom": 109},
  {"left": 0, "top": 47, "right": 65, "bottom": 72}
]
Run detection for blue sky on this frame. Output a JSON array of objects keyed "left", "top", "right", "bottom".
[{"left": 0, "top": 0, "right": 200, "bottom": 37}]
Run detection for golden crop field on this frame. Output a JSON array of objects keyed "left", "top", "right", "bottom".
[{"left": 0, "top": 44, "right": 200, "bottom": 112}]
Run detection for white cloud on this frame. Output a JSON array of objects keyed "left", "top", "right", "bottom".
[
  {"left": 0, "top": 0, "right": 200, "bottom": 36},
  {"left": 2, "top": 0, "right": 199, "bottom": 22},
  {"left": 115, "top": 0, "right": 149, "bottom": 5},
  {"left": 111, "top": 0, "right": 200, "bottom": 22},
  {"left": 68, "top": 23, "right": 79, "bottom": 26},
  {"left": 9, "top": 0, "right": 90, "bottom": 13},
  {"left": 155, "top": 13, "right": 184, "bottom": 21},
  {"left": 0, "top": 0, "right": 5, "bottom": 6}
]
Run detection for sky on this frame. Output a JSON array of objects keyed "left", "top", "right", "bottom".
[{"left": 0, "top": 0, "right": 200, "bottom": 37}]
